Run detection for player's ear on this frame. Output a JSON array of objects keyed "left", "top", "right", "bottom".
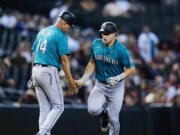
[{"left": 113, "top": 32, "right": 117, "bottom": 37}]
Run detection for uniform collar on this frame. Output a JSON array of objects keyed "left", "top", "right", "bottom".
[{"left": 102, "top": 39, "right": 117, "bottom": 48}]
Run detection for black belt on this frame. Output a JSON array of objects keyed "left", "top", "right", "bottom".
[
  {"left": 34, "top": 64, "right": 60, "bottom": 71},
  {"left": 34, "top": 64, "right": 48, "bottom": 67},
  {"left": 98, "top": 81, "right": 109, "bottom": 85}
]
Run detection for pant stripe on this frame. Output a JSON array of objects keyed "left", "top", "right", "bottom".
[
  {"left": 47, "top": 70, "right": 63, "bottom": 130},
  {"left": 54, "top": 70, "right": 63, "bottom": 108}
]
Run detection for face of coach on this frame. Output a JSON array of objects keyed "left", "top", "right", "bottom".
[{"left": 54, "top": 11, "right": 76, "bottom": 33}]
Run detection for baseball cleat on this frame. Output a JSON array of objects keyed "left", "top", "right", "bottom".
[{"left": 100, "top": 113, "right": 109, "bottom": 132}]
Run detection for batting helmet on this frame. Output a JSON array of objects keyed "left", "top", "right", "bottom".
[
  {"left": 99, "top": 22, "right": 118, "bottom": 35},
  {"left": 59, "top": 11, "right": 76, "bottom": 28}
]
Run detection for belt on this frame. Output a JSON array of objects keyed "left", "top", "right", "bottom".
[
  {"left": 34, "top": 64, "right": 49, "bottom": 67},
  {"left": 98, "top": 81, "right": 109, "bottom": 85},
  {"left": 34, "top": 64, "right": 60, "bottom": 71}
]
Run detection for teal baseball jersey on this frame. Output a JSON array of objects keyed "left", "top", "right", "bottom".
[
  {"left": 31, "top": 26, "right": 69, "bottom": 68},
  {"left": 90, "top": 39, "right": 135, "bottom": 82}
]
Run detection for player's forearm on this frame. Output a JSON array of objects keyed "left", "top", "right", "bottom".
[
  {"left": 84, "top": 59, "right": 95, "bottom": 76},
  {"left": 108, "top": 67, "right": 136, "bottom": 85},
  {"left": 79, "top": 59, "right": 95, "bottom": 83},
  {"left": 113, "top": 67, "right": 136, "bottom": 82},
  {"left": 123, "top": 67, "right": 136, "bottom": 77},
  {"left": 61, "top": 55, "right": 73, "bottom": 81}
]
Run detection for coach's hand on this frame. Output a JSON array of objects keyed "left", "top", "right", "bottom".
[{"left": 69, "top": 79, "right": 78, "bottom": 94}]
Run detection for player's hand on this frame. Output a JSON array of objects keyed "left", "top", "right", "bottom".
[
  {"left": 107, "top": 77, "right": 119, "bottom": 86},
  {"left": 107, "top": 73, "right": 126, "bottom": 86},
  {"left": 75, "top": 80, "right": 84, "bottom": 89},
  {"left": 69, "top": 79, "right": 78, "bottom": 94}
]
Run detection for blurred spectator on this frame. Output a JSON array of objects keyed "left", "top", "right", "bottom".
[
  {"left": 117, "top": 31, "right": 138, "bottom": 56},
  {"left": 68, "top": 37, "right": 80, "bottom": 53},
  {"left": 14, "top": 10, "right": 25, "bottom": 30},
  {"left": 39, "top": 16, "right": 50, "bottom": 30},
  {"left": 137, "top": 26, "right": 159, "bottom": 64},
  {"left": 154, "top": 88, "right": 167, "bottom": 104},
  {"left": 172, "top": 90, "right": 180, "bottom": 107},
  {"left": 124, "top": 90, "right": 138, "bottom": 106},
  {"left": 0, "top": 87, "right": 5, "bottom": 103},
  {"left": 117, "top": 0, "right": 131, "bottom": 13},
  {"left": 16, "top": 88, "right": 38, "bottom": 105},
  {"left": 0, "top": 9, "right": 17, "bottom": 29},
  {"left": 129, "top": 0, "right": 146, "bottom": 13},
  {"left": 166, "top": 74, "right": 180, "bottom": 102},
  {"left": 11, "top": 41, "right": 32, "bottom": 67},
  {"left": 144, "top": 86, "right": 168, "bottom": 104},
  {"left": 102, "top": 0, "right": 130, "bottom": 17},
  {"left": 0, "top": 57, "right": 16, "bottom": 89},
  {"left": 161, "top": 0, "right": 179, "bottom": 6},
  {"left": 174, "top": 25, "right": 180, "bottom": 54},
  {"left": 80, "top": 0, "right": 97, "bottom": 12},
  {"left": 25, "top": 14, "right": 40, "bottom": 30},
  {"left": 68, "top": 27, "right": 81, "bottom": 53},
  {"left": 117, "top": 32, "right": 128, "bottom": 45},
  {"left": 49, "top": 1, "right": 71, "bottom": 24}
]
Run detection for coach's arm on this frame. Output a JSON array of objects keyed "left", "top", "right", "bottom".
[{"left": 61, "top": 55, "right": 78, "bottom": 94}]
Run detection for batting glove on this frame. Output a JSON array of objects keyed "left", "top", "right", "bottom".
[
  {"left": 76, "top": 73, "right": 91, "bottom": 89},
  {"left": 107, "top": 73, "right": 126, "bottom": 86},
  {"left": 27, "top": 77, "right": 34, "bottom": 89}
]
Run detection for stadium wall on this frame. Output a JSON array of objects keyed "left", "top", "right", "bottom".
[{"left": 0, "top": 106, "right": 180, "bottom": 135}]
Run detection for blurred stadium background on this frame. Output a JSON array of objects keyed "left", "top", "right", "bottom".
[{"left": 0, "top": 0, "right": 180, "bottom": 135}]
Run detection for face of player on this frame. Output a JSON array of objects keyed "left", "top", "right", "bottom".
[
  {"left": 101, "top": 32, "right": 117, "bottom": 46},
  {"left": 61, "top": 21, "right": 71, "bottom": 33}
]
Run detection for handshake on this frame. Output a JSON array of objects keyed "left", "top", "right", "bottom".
[
  {"left": 68, "top": 73, "right": 91, "bottom": 94},
  {"left": 28, "top": 72, "right": 126, "bottom": 95},
  {"left": 68, "top": 78, "right": 84, "bottom": 95},
  {"left": 70, "top": 73, "right": 126, "bottom": 94}
]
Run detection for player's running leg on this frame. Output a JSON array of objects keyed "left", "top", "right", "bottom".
[
  {"left": 88, "top": 84, "right": 106, "bottom": 116},
  {"left": 107, "top": 81, "right": 125, "bottom": 135}
]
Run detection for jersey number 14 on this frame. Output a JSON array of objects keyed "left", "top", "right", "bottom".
[{"left": 37, "top": 39, "right": 47, "bottom": 54}]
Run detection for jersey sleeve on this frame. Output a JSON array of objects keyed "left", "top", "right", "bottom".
[
  {"left": 121, "top": 48, "right": 135, "bottom": 68},
  {"left": 57, "top": 35, "right": 70, "bottom": 56},
  {"left": 89, "top": 43, "right": 95, "bottom": 60}
]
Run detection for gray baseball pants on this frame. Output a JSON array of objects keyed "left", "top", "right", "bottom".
[
  {"left": 88, "top": 80, "right": 125, "bottom": 135},
  {"left": 32, "top": 65, "right": 64, "bottom": 135}
]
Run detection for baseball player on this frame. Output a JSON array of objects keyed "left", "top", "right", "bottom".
[
  {"left": 77, "top": 22, "right": 136, "bottom": 135},
  {"left": 31, "top": 11, "right": 78, "bottom": 135}
]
